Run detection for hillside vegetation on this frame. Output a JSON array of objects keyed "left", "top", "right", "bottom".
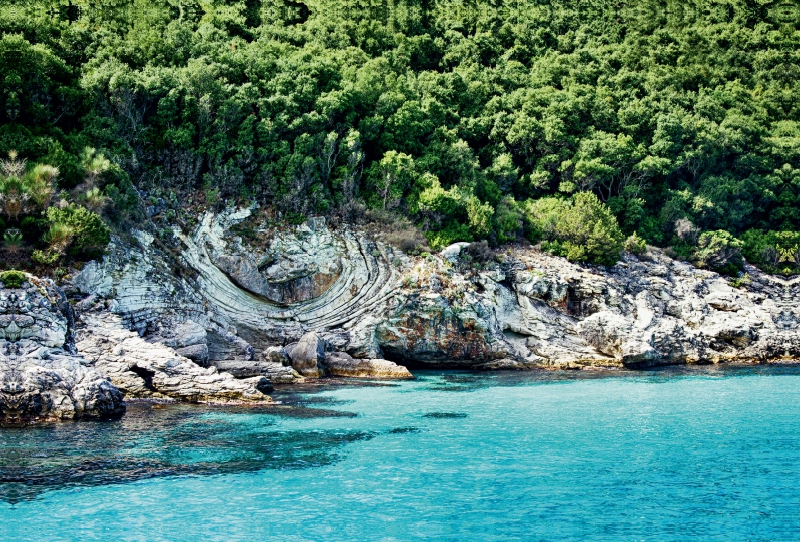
[{"left": 1, "top": 0, "right": 799, "bottom": 273}]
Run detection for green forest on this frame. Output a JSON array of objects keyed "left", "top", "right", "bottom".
[{"left": 1, "top": 0, "right": 799, "bottom": 274}]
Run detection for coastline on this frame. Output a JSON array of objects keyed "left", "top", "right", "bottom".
[{"left": 3, "top": 209, "right": 800, "bottom": 422}]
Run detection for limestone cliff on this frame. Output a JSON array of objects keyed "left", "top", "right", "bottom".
[{"left": 63, "top": 207, "right": 798, "bottom": 398}]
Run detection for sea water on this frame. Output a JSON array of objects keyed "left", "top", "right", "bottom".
[{"left": 2, "top": 366, "right": 800, "bottom": 541}]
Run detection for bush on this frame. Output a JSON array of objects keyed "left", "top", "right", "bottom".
[
  {"left": 524, "top": 192, "right": 624, "bottom": 266},
  {"left": 522, "top": 197, "right": 569, "bottom": 243},
  {"left": 424, "top": 222, "right": 473, "bottom": 251},
  {"left": 0, "top": 270, "right": 26, "bottom": 288},
  {"left": 741, "top": 229, "right": 800, "bottom": 274},
  {"left": 492, "top": 196, "right": 523, "bottom": 244},
  {"left": 45, "top": 205, "right": 110, "bottom": 257},
  {"left": 693, "top": 230, "right": 744, "bottom": 274},
  {"left": 541, "top": 239, "right": 568, "bottom": 258},
  {"left": 465, "top": 241, "right": 492, "bottom": 263},
  {"left": 624, "top": 232, "right": 647, "bottom": 255},
  {"left": 31, "top": 249, "right": 59, "bottom": 265}
]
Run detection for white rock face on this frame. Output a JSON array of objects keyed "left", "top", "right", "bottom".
[
  {"left": 0, "top": 277, "right": 124, "bottom": 422},
  {"left": 76, "top": 312, "right": 271, "bottom": 403},
  {"left": 69, "top": 208, "right": 800, "bottom": 384}
]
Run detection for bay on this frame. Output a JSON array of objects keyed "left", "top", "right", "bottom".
[{"left": 2, "top": 366, "right": 800, "bottom": 541}]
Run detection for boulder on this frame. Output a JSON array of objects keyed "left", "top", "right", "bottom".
[
  {"left": 287, "top": 331, "right": 326, "bottom": 377},
  {"left": 440, "top": 242, "right": 471, "bottom": 262},
  {"left": 175, "top": 344, "right": 209, "bottom": 364},
  {"left": 325, "top": 352, "right": 413, "bottom": 379},
  {"left": 262, "top": 346, "right": 292, "bottom": 366}
]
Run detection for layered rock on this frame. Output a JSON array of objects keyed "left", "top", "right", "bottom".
[
  {"left": 0, "top": 276, "right": 124, "bottom": 423},
  {"left": 75, "top": 312, "right": 272, "bottom": 403},
  {"left": 325, "top": 352, "right": 413, "bottom": 379},
  {"left": 68, "top": 207, "right": 800, "bottom": 381}
]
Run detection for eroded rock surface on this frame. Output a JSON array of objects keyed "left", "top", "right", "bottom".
[
  {"left": 0, "top": 277, "right": 124, "bottom": 423},
  {"left": 325, "top": 352, "right": 413, "bottom": 379},
  {"left": 68, "top": 207, "right": 800, "bottom": 383},
  {"left": 75, "top": 312, "right": 272, "bottom": 403}
]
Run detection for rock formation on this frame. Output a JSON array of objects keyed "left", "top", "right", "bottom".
[
  {"left": 325, "top": 352, "right": 413, "bottom": 379},
  {"left": 62, "top": 206, "right": 800, "bottom": 401},
  {"left": 286, "top": 331, "right": 327, "bottom": 377},
  {"left": 0, "top": 274, "right": 124, "bottom": 423},
  {"left": 75, "top": 311, "right": 272, "bottom": 403}
]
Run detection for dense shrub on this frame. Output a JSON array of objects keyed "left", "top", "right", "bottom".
[
  {"left": 0, "top": 151, "right": 111, "bottom": 270},
  {"left": 525, "top": 192, "right": 624, "bottom": 266},
  {"left": 0, "top": 270, "right": 26, "bottom": 288},
  {"left": 693, "top": 230, "right": 744, "bottom": 274},
  {"left": 741, "top": 230, "right": 800, "bottom": 275},
  {"left": 4, "top": 2, "right": 800, "bottom": 276},
  {"left": 624, "top": 232, "right": 647, "bottom": 256}
]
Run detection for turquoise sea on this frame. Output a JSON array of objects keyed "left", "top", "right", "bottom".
[{"left": 3, "top": 366, "right": 800, "bottom": 541}]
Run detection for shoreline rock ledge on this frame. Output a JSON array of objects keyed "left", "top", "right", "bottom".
[
  {"left": 0, "top": 274, "right": 124, "bottom": 423},
  {"left": 0, "top": 271, "right": 275, "bottom": 424}
]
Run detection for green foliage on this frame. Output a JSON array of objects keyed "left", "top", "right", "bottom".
[
  {"left": 45, "top": 206, "right": 110, "bottom": 257},
  {"left": 0, "top": 148, "right": 111, "bottom": 271},
  {"left": 525, "top": 192, "right": 624, "bottom": 266},
  {"left": 522, "top": 197, "right": 570, "bottom": 244},
  {"left": 741, "top": 230, "right": 800, "bottom": 275},
  {"left": 3, "top": 1, "right": 800, "bottom": 275},
  {"left": 693, "top": 230, "right": 744, "bottom": 275},
  {"left": 31, "top": 249, "right": 59, "bottom": 266},
  {"left": 425, "top": 222, "right": 473, "bottom": 251},
  {"left": 3, "top": 228, "right": 22, "bottom": 248},
  {"left": 0, "top": 270, "right": 26, "bottom": 288},
  {"left": 492, "top": 197, "right": 523, "bottom": 244},
  {"left": 624, "top": 232, "right": 647, "bottom": 256},
  {"left": 728, "top": 273, "right": 752, "bottom": 289}
]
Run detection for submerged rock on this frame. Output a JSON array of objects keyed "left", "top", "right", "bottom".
[{"left": 0, "top": 276, "right": 124, "bottom": 423}]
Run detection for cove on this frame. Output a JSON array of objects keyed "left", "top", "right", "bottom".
[{"left": 3, "top": 366, "right": 800, "bottom": 541}]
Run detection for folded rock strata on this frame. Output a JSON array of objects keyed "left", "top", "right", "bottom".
[{"left": 66, "top": 207, "right": 800, "bottom": 386}]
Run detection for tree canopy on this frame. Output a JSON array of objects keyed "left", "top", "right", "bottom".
[{"left": 2, "top": 0, "right": 799, "bottom": 269}]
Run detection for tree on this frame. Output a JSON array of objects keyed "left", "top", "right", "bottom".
[{"left": 372, "top": 151, "right": 414, "bottom": 210}]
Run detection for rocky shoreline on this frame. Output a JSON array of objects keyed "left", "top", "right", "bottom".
[{"left": 2, "top": 208, "right": 798, "bottom": 422}]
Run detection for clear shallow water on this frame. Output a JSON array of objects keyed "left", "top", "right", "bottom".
[{"left": 3, "top": 366, "right": 800, "bottom": 541}]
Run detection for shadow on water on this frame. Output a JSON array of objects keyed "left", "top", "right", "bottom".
[
  {"left": 0, "top": 402, "right": 373, "bottom": 504},
  {"left": 407, "top": 363, "right": 800, "bottom": 393}
]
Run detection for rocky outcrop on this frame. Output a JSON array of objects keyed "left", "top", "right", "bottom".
[
  {"left": 286, "top": 331, "right": 326, "bottom": 377},
  {"left": 75, "top": 312, "right": 272, "bottom": 403},
  {"left": 68, "top": 207, "right": 800, "bottom": 383},
  {"left": 0, "top": 276, "right": 124, "bottom": 423},
  {"left": 325, "top": 352, "right": 413, "bottom": 379}
]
